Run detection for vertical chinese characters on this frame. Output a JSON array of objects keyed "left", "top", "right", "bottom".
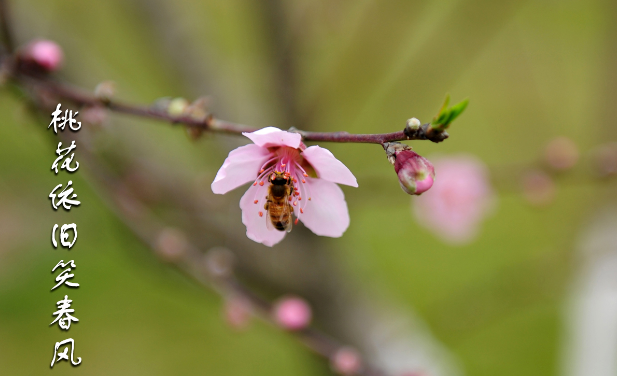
[{"left": 48, "top": 104, "right": 82, "bottom": 368}]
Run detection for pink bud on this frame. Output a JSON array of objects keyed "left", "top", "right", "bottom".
[
  {"left": 154, "top": 228, "right": 187, "bottom": 262},
  {"left": 272, "top": 296, "right": 312, "bottom": 330},
  {"left": 394, "top": 150, "right": 435, "bottom": 195},
  {"left": 384, "top": 143, "right": 435, "bottom": 195},
  {"left": 223, "top": 296, "right": 252, "bottom": 330},
  {"left": 522, "top": 169, "right": 555, "bottom": 207},
  {"left": 23, "top": 39, "right": 64, "bottom": 71},
  {"left": 592, "top": 142, "right": 617, "bottom": 177},
  {"left": 204, "top": 247, "right": 235, "bottom": 277},
  {"left": 331, "top": 347, "right": 362, "bottom": 375},
  {"left": 544, "top": 136, "right": 579, "bottom": 171},
  {"left": 80, "top": 106, "right": 108, "bottom": 126}
]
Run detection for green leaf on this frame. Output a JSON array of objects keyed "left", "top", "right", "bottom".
[
  {"left": 430, "top": 96, "right": 469, "bottom": 131},
  {"left": 438, "top": 94, "right": 450, "bottom": 115},
  {"left": 447, "top": 99, "right": 469, "bottom": 122}
]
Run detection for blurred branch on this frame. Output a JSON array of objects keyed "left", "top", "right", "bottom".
[
  {"left": 261, "top": 0, "right": 303, "bottom": 129},
  {"left": 15, "top": 74, "right": 449, "bottom": 144},
  {"left": 0, "top": 0, "right": 15, "bottom": 54}
]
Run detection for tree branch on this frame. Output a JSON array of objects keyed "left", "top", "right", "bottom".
[{"left": 17, "top": 74, "right": 449, "bottom": 144}]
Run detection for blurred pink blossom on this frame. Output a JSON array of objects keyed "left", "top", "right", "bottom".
[
  {"left": 592, "top": 142, "right": 617, "bottom": 177},
  {"left": 211, "top": 127, "right": 357, "bottom": 246},
  {"left": 223, "top": 296, "right": 252, "bottom": 330},
  {"left": 80, "top": 106, "right": 108, "bottom": 126},
  {"left": 154, "top": 228, "right": 187, "bottom": 262},
  {"left": 23, "top": 39, "right": 64, "bottom": 71},
  {"left": 521, "top": 169, "right": 556, "bottom": 207},
  {"left": 272, "top": 295, "right": 312, "bottom": 330},
  {"left": 544, "top": 136, "right": 579, "bottom": 171},
  {"left": 413, "top": 155, "right": 495, "bottom": 244},
  {"left": 331, "top": 347, "right": 362, "bottom": 375}
]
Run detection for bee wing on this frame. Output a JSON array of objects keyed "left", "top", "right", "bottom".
[
  {"left": 265, "top": 206, "right": 275, "bottom": 231},
  {"left": 282, "top": 187, "right": 294, "bottom": 232},
  {"left": 282, "top": 202, "right": 293, "bottom": 233},
  {"left": 271, "top": 194, "right": 293, "bottom": 233}
]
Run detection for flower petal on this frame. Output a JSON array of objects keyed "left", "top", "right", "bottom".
[
  {"left": 212, "top": 144, "right": 271, "bottom": 194},
  {"left": 243, "top": 127, "right": 302, "bottom": 149},
  {"left": 240, "top": 183, "right": 286, "bottom": 247},
  {"left": 298, "top": 178, "right": 350, "bottom": 237},
  {"left": 301, "top": 146, "right": 358, "bottom": 187}
]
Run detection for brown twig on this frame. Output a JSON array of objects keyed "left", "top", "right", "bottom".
[{"left": 16, "top": 74, "right": 448, "bottom": 144}]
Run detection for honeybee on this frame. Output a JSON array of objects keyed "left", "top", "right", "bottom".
[{"left": 264, "top": 171, "right": 294, "bottom": 232}]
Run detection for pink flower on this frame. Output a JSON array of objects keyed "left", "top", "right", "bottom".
[
  {"left": 211, "top": 127, "right": 357, "bottom": 247},
  {"left": 23, "top": 39, "right": 64, "bottom": 71},
  {"left": 413, "top": 155, "right": 495, "bottom": 244},
  {"left": 272, "top": 295, "right": 312, "bottom": 330}
]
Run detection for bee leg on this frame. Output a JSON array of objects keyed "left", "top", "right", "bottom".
[{"left": 264, "top": 202, "right": 270, "bottom": 211}]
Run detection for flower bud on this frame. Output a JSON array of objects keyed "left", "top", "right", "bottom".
[
  {"left": 22, "top": 39, "right": 64, "bottom": 71},
  {"left": 80, "top": 106, "right": 108, "bottom": 126},
  {"left": 185, "top": 96, "right": 210, "bottom": 122},
  {"left": 272, "top": 295, "right": 312, "bottom": 330},
  {"left": 167, "top": 97, "right": 190, "bottom": 117},
  {"left": 522, "top": 169, "right": 555, "bottom": 207},
  {"left": 384, "top": 143, "right": 435, "bottom": 195},
  {"left": 330, "top": 347, "right": 362, "bottom": 375},
  {"left": 544, "top": 136, "right": 579, "bottom": 171},
  {"left": 94, "top": 81, "right": 116, "bottom": 102},
  {"left": 223, "top": 296, "right": 252, "bottom": 330},
  {"left": 204, "top": 247, "right": 236, "bottom": 278},
  {"left": 154, "top": 227, "right": 188, "bottom": 262},
  {"left": 406, "top": 117, "right": 422, "bottom": 131},
  {"left": 592, "top": 142, "right": 617, "bottom": 177}
]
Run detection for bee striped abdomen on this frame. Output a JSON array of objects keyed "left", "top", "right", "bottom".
[
  {"left": 269, "top": 209, "right": 291, "bottom": 231},
  {"left": 266, "top": 172, "right": 294, "bottom": 232}
]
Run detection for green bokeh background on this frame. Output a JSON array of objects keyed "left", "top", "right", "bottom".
[{"left": 1, "top": 0, "right": 615, "bottom": 375}]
